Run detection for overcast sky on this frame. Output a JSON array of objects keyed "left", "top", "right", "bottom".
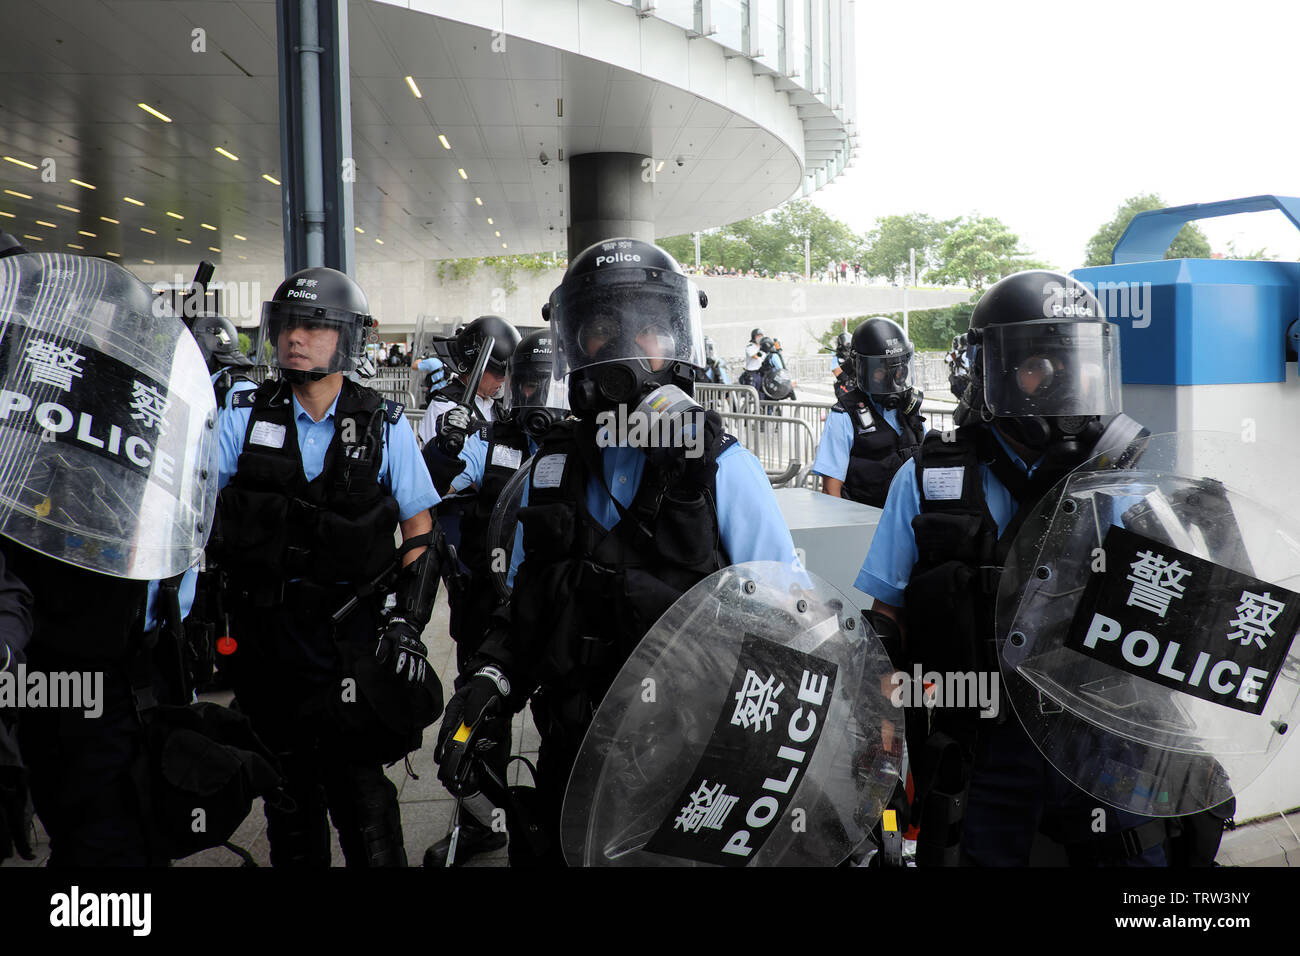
[{"left": 812, "top": 0, "right": 1300, "bottom": 271}]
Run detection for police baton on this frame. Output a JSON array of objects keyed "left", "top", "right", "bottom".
[{"left": 440, "top": 334, "right": 496, "bottom": 456}]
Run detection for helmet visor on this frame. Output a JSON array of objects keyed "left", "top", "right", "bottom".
[
  {"left": 856, "top": 352, "right": 914, "bottom": 397},
  {"left": 981, "top": 320, "right": 1121, "bottom": 417},
  {"left": 549, "top": 269, "right": 704, "bottom": 384},
  {"left": 256, "top": 300, "right": 365, "bottom": 375},
  {"left": 507, "top": 362, "right": 569, "bottom": 414}
]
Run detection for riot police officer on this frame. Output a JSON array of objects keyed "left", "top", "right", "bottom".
[
  {"left": 853, "top": 270, "right": 1173, "bottom": 866},
  {"left": 702, "top": 336, "right": 729, "bottom": 384},
  {"left": 811, "top": 317, "right": 926, "bottom": 507},
  {"left": 416, "top": 315, "right": 521, "bottom": 454},
  {"left": 0, "top": 251, "right": 256, "bottom": 866},
  {"left": 191, "top": 313, "right": 255, "bottom": 409},
  {"left": 422, "top": 329, "right": 568, "bottom": 866},
  {"left": 433, "top": 239, "right": 800, "bottom": 866},
  {"left": 740, "top": 327, "right": 765, "bottom": 388},
  {"left": 211, "top": 266, "right": 443, "bottom": 867}
]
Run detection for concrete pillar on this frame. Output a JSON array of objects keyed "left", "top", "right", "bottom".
[{"left": 566, "top": 152, "right": 655, "bottom": 260}]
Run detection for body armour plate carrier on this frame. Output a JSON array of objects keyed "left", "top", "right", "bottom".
[
  {"left": 509, "top": 420, "right": 735, "bottom": 696},
  {"left": 212, "top": 378, "right": 402, "bottom": 590},
  {"left": 837, "top": 388, "right": 925, "bottom": 508},
  {"left": 459, "top": 419, "right": 531, "bottom": 576}
]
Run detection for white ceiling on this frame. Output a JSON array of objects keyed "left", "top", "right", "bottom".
[{"left": 0, "top": 0, "right": 816, "bottom": 268}]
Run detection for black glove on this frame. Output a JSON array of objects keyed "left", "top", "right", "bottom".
[
  {"left": 434, "top": 405, "right": 472, "bottom": 455},
  {"left": 375, "top": 617, "right": 431, "bottom": 685},
  {"left": 647, "top": 407, "right": 722, "bottom": 490},
  {"left": 435, "top": 665, "right": 511, "bottom": 761},
  {"left": 0, "top": 751, "right": 33, "bottom": 862}
]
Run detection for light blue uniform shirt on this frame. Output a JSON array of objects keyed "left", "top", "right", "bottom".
[
  {"left": 143, "top": 371, "right": 261, "bottom": 629},
  {"left": 450, "top": 429, "right": 539, "bottom": 494},
  {"left": 508, "top": 441, "right": 800, "bottom": 585},
  {"left": 217, "top": 384, "right": 440, "bottom": 520},
  {"left": 415, "top": 356, "right": 447, "bottom": 388},
  {"left": 811, "top": 399, "right": 903, "bottom": 482},
  {"left": 855, "top": 428, "right": 1039, "bottom": 607}
]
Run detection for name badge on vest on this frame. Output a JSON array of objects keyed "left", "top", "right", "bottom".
[
  {"left": 532, "top": 453, "right": 567, "bottom": 489},
  {"left": 249, "top": 420, "right": 287, "bottom": 449},
  {"left": 923, "top": 466, "right": 964, "bottom": 501},
  {"left": 491, "top": 444, "right": 523, "bottom": 470}
]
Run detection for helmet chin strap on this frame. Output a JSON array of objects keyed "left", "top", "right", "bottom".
[{"left": 281, "top": 367, "right": 330, "bottom": 385}]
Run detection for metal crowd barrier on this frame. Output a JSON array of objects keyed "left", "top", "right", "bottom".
[
  {"left": 719, "top": 411, "right": 818, "bottom": 489},
  {"left": 695, "top": 382, "right": 761, "bottom": 415}
]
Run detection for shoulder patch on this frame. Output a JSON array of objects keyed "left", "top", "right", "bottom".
[
  {"left": 718, "top": 433, "right": 739, "bottom": 454},
  {"left": 383, "top": 400, "right": 405, "bottom": 424},
  {"left": 232, "top": 389, "right": 258, "bottom": 409}
]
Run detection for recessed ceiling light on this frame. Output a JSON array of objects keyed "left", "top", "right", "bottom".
[
  {"left": 69, "top": 179, "right": 95, "bottom": 190},
  {"left": 138, "top": 103, "right": 173, "bottom": 122},
  {"left": 438, "top": 134, "right": 451, "bottom": 150},
  {"left": 656, "top": 160, "right": 664, "bottom": 172},
  {"left": 262, "top": 174, "right": 280, "bottom": 185},
  {"left": 66, "top": 243, "right": 84, "bottom": 250},
  {"left": 177, "top": 237, "right": 191, "bottom": 244},
  {"left": 140, "top": 227, "right": 156, "bottom": 234},
  {"left": 21, "top": 234, "right": 42, "bottom": 242},
  {"left": 238, "top": 255, "right": 246, "bottom": 260},
  {"left": 166, "top": 211, "right": 184, "bottom": 220},
  {"left": 375, "top": 238, "right": 384, "bottom": 245},
  {"left": 494, "top": 231, "right": 500, "bottom": 237},
  {"left": 355, "top": 226, "right": 364, "bottom": 234},
  {"left": 475, "top": 197, "right": 483, "bottom": 206},
  {"left": 214, "top": 147, "right": 239, "bottom": 161},
  {"left": 201, "top": 223, "right": 217, "bottom": 231},
  {"left": 405, "top": 76, "right": 422, "bottom": 99},
  {"left": 501, "top": 243, "right": 507, "bottom": 249},
  {"left": 57, "top": 204, "right": 80, "bottom": 214},
  {"left": 233, "top": 234, "right": 247, "bottom": 241},
  {"left": 34, "top": 220, "right": 56, "bottom": 228},
  {"left": 100, "top": 216, "right": 119, "bottom": 224},
  {"left": 105, "top": 251, "right": 120, "bottom": 257},
  {"left": 124, "top": 196, "right": 144, "bottom": 206},
  {"left": 3, "top": 156, "right": 37, "bottom": 170},
  {"left": 209, "top": 246, "right": 221, "bottom": 253},
  {"left": 142, "top": 258, "right": 155, "bottom": 264},
  {"left": 3, "top": 190, "right": 32, "bottom": 200},
  {"left": 458, "top": 168, "right": 468, "bottom": 180},
  {"left": 78, "top": 230, "right": 95, "bottom": 237},
  {"left": 0, "top": 211, "right": 13, "bottom": 219},
  {"left": 487, "top": 218, "right": 493, "bottom": 225}
]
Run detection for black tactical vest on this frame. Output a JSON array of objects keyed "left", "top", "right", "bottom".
[
  {"left": 837, "top": 389, "right": 926, "bottom": 507},
  {"left": 458, "top": 417, "right": 531, "bottom": 575},
  {"left": 212, "top": 378, "right": 403, "bottom": 590},
  {"left": 509, "top": 419, "right": 734, "bottom": 696}
]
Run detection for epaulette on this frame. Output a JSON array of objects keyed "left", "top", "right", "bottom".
[
  {"left": 231, "top": 389, "right": 258, "bottom": 409},
  {"left": 383, "top": 399, "right": 405, "bottom": 424}
]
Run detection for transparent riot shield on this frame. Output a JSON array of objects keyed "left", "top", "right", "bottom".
[
  {"left": 997, "top": 432, "right": 1300, "bottom": 817},
  {"left": 560, "top": 560, "right": 902, "bottom": 866},
  {"left": 0, "top": 253, "right": 218, "bottom": 579}
]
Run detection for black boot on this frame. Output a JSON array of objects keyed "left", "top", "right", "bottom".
[{"left": 422, "top": 814, "right": 507, "bottom": 867}]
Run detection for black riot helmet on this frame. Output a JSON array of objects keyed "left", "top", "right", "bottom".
[
  {"left": 546, "top": 237, "right": 706, "bottom": 416},
  {"left": 446, "top": 314, "right": 520, "bottom": 376},
  {"left": 0, "top": 232, "right": 27, "bottom": 260},
  {"left": 191, "top": 314, "right": 252, "bottom": 374},
  {"left": 507, "top": 329, "right": 568, "bottom": 439},
  {"left": 833, "top": 330, "right": 852, "bottom": 358},
  {"left": 759, "top": 336, "right": 775, "bottom": 353},
  {"left": 851, "top": 316, "right": 915, "bottom": 410},
  {"left": 966, "top": 270, "right": 1121, "bottom": 448},
  {"left": 257, "top": 266, "right": 372, "bottom": 381},
  {"left": 750, "top": 327, "right": 764, "bottom": 342}
]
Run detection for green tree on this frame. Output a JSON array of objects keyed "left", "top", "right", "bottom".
[
  {"left": 1083, "top": 193, "right": 1212, "bottom": 266},
  {"left": 927, "top": 216, "right": 1047, "bottom": 291},
  {"left": 658, "top": 200, "right": 862, "bottom": 275},
  {"left": 1223, "top": 239, "right": 1270, "bottom": 260},
  {"left": 862, "top": 213, "right": 956, "bottom": 283},
  {"left": 816, "top": 300, "right": 975, "bottom": 354},
  {"left": 769, "top": 200, "right": 862, "bottom": 273}
]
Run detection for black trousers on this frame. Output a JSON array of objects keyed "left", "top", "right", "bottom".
[
  {"left": 226, "top": 583, "right": 406, "bottom": 867},
  {"left": 18, "top": 647, "right": 158, "bottom": 867}
]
